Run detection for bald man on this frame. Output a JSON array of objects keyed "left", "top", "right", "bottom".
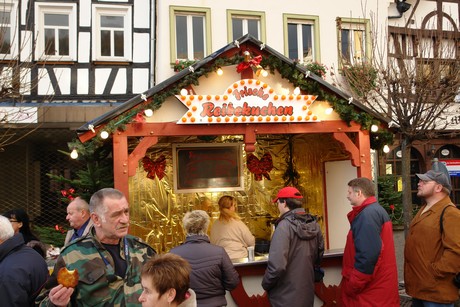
[{"left": 64, "top": 197, "right": 93, "bottom": 245}]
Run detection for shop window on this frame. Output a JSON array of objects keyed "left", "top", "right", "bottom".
[
  {"left": 337, "top": 17, "right": 370, "bottom": 66},
  {"left": 227, "top": 10, "right": 265, "bottom": 42},
  {"left": 283, "top": 14, "right": 319, "bottom": 64},
  {"left": 170, "top": 7, "right": 211, "bottom": 61},
  {"left": 385, "top": 147, "right": 423, "bottom": 206},
  {"left": 35, "top": 3, "right": 77, "bottom": 61},
  {"left": 435, "top": 144, "right": 460, "bottom": 205},
  {"left": 92, "top": 4, "right": 132, "bottom": 62}
]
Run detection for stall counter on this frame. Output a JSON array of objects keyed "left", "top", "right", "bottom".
[{"left": 226, "top": 249, "right": 343, "bottom": 306}]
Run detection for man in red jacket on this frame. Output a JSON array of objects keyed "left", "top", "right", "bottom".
[{"left": 341, "top": 177, "right": 399, "bottom": 306}]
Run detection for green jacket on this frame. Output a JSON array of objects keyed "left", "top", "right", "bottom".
[{"left": 37, "top": 227, "right": 156, "bottom": 306}]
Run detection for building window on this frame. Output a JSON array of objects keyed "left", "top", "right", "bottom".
[
  {"left": 283, "top": 14, "right": 320, "bottom": 64},
  {"left": 170, "top": 7, "right": 211, "bottom": 62},
  {"left": 227, "top": 10, "right": 265, "bottom": 42},
  {"left": 0, "top": 2, "right": 16, "bottom": 57},
  {"left": 384, "top": 147, "right": 423, "bottom": 206},
  {"left": 35, "top": 3, "right": 77, "bottom": 61},
  {"left": 92, "top": 5, "right": 132, "bottom": 62},
  {"left": 337, "top": 18, "right": 370, "bottom": 65}
]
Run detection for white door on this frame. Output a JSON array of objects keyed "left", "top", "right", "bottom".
[{"left": 325, "top": 160, "right": 357, "bottom": 250}]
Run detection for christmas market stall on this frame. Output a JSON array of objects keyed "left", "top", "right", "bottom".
[{"left": 76, "top": 35, "right": 390, "bottom": 306}]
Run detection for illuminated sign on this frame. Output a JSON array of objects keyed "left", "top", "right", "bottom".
[{"left": 176, "top": 79, "right": 318, "bottom": 124}]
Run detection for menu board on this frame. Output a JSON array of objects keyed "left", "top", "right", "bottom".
[{"left": 172, "top": 143, "right": 244, "bottom": 193}]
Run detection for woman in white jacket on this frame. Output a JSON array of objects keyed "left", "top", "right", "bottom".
[{"left": 210, "top": 195, "right": 255, "bottom": 259}]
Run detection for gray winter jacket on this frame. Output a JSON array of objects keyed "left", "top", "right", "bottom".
[
  {"left": 262, "top": 208, "right": 324, "bottom": 307},
  {"left": 170, "top": 235, "right": 239, "bottom": 307}
]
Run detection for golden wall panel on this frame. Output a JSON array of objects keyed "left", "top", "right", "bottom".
[{"left": 128, "top": 134, "right": 349, "bottom": 253}]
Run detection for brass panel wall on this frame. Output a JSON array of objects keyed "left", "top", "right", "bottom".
[{"left": 128, "top": 134, "right": 349, "bottom": 253}]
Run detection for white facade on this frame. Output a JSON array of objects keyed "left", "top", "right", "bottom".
[
  {"left": 155, "top": 0, "right": 387, "bottom": 82},
  {"left": 3, "top": 0, "right": 457, "bottom": 112}
]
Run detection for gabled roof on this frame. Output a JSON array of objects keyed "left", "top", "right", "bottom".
[{"left": 76, "top": 34, "right": 388, "bottom": 135}]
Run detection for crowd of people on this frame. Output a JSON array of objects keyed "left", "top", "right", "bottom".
[{"left": 1, "top": 170, "right": 459, "bottom": 306}]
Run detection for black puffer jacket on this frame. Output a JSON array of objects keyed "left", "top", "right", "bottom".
[
  {"left": 0, "top": 234, "right": 49, "bottom": 306},
  {"left": 170, "top": 235, "right": 239, "bottom": 307},
  {"left": 262, "top": 208, "right": 324, "bottom": 307}
]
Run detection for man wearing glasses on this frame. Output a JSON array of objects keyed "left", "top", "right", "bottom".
[{"left": 405, "top": 170, "right": 460, "bottom": 307}]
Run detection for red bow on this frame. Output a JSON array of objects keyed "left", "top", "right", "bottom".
[
  {"left": 61, "top": 188, "right": 75, "bottom": 201},
  {"left": 247, "top": 153, "right": 273, "bottom": 181},
  {"left": 135, "top": 111, "right": 146, "bottom": 123},
  {"left": 55, "top": 224, "right": 66, "bottom": 234},
  {"left": 142, "top": 155, "right": 166, "bottom": 180},
  {"left": 236, "top": 55, "right": 262, "bottom": 73}
]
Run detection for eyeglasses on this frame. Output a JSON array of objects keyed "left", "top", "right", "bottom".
[{"left": 9, "top": 219, "right": 18, "bottom": 223}]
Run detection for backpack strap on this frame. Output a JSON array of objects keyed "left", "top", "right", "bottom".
[{"left": 439, "top": 204, "right": 455, "bottom": 234}]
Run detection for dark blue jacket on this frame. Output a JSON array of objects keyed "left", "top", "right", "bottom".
[
  {"left": 0, "top": 234, "right": 49, "bottom": 306},
  {"left": 341, "top": 198, "right": 399, "bottom": 306},
  {"left": 170, "top": 235, "right": 239, "bottom": 307}
]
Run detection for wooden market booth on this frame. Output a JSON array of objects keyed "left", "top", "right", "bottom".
[{"left": 77, "top": 35, "right": 389, "bottom": 306}]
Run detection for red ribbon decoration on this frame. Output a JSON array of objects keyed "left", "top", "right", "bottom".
[
  {"left": 236, "top": 55, "right": 262, "bottom": 73},
  {"left": 55, "top": 224, "right": 66, "bottom": 234},
  {"left": 142, "top": 155, "right": 166, "bottom": 180},
  {"left": 247, "top": 153, "right": 273, "bottom": 181},
  {"left": 61, "top": 188, "right": 76, "bottom": 201},
  {"left": 134, "top": 111, "right": 146, "bottom": 123}
]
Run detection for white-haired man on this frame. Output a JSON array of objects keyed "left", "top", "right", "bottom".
[{"left": 64, "top": 197, "right": 93, "bottom": 245}]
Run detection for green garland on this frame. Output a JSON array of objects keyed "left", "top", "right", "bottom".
[{"left": 83, "top": 53, "right": 392, "bottom": 150}]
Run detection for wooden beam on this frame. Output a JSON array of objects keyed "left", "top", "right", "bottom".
[{"left": 116, "top": 120, "right": 363, "bottom": 137}]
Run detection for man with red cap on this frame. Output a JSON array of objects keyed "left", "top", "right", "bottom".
[{"left": 262, "top": 186, "right": 324, "bottom": 307}]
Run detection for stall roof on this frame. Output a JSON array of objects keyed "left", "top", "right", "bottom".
[{"left": 76, "top": 34, "right": 388, "bottom": 135}]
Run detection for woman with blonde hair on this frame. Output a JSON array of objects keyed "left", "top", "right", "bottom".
[{"left": 210, "top": 195, "right": 255, "bottom": 259}]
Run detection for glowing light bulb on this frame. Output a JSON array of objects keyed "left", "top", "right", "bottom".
[
  {"left": 180, "top": 88, "right": 188, "bottom": 96},
  {"left": 293, "top": 87, "right": 300, "bottom": 95},
  {"left": 260, "top": 69, "right": 268, "bottom": 77},
  {"left": 217, "top": 68, "right": 223, "bottom": 76},
  {"left": 383, "top": 145, "right": 390, "bottom": 153},
  {"left": 371, "top": 124, "right": 379, "bottom": 132},
  {"left": 100, "top": 131, "right": 109, "bottom": 139},
  {"left": 325, "top": 108, "right": 333, "bottom": 115},
  {"left": 144, "top": 109, "right": 153, "bottom": 117},
  {"left": 70, "top": 149, "right": 78, "bottom": 159}
]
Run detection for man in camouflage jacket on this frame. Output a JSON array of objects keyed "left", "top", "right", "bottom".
[{"left": 37, "top": 188, "right": 156, "bottom": 306}]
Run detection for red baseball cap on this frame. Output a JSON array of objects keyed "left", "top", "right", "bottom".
[{"left": 273, "top": 187, "right": 303, "bottom": 202}]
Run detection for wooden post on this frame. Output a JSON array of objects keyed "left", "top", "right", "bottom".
[{"left": 113, "top": 133, "right": 130, "bottom": 198}]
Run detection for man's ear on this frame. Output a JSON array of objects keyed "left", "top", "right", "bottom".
[
  {"left": 435, "top": 183, "right": 444, "bottom": 193},
  {"left": 91, "top": 213, "right": 100, "bottom": 227}
]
